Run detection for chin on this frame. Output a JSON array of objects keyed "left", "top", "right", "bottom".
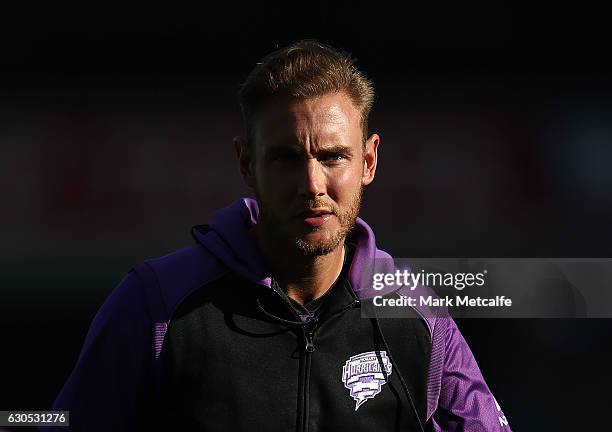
[
  {"left": 297, "top": 230, "right": 335, "bottom": 244},
  {"left": 294, "top": 231, "right": 344, "bottom": 257}
]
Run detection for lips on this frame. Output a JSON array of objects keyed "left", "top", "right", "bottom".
[
  {"left": 298, "top": 209, "right": 333, "bottom": 217},
  {"left": 297, "top": 209, "right": 335, "bottom": 227}
]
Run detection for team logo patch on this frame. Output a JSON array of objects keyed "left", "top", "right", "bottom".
[{"left": 342, "top": 351, "right": 392, "bottom": 410}]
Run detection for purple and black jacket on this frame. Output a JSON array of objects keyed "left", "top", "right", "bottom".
[{"left": 47, "top": 198, "right": 511, "bottom": 431}]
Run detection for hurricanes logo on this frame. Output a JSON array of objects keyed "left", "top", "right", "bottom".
[{"left": 342, "top": 351, "right": 392, "bottom": 411}]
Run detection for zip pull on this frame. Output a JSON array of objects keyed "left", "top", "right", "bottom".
[
  {"left": 303, "top": 317, "right": 318, "bottom": 353},
  {"left": 305, "top": 331, "right": 315, "bottom": 353}
]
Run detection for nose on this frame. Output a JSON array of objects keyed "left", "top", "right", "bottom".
[{"left": 298, "top": 158, "right": 326, "bottom": 198}]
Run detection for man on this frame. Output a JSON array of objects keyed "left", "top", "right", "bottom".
[{"left": 48, "top": 40, "right": 511, "bottom": 431}]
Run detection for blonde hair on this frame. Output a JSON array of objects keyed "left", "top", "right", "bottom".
[{"left": 238, "top": 40, "right": 375, "bottom": 143}]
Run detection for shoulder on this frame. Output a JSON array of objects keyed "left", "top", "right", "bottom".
[{"left": 133, "top": 244, "right": 228, "bottom": 322}]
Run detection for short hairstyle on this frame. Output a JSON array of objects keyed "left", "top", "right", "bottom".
[{"left": 238, "top": 40, "right": 375, "bottom": 145}]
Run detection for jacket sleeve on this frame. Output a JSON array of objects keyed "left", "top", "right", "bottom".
[
  {"left": 431, "top": 318, "right": 512, "bottom": 432},
  {"left": 41, "top": 270, "right": 155, "bottom": 431}
]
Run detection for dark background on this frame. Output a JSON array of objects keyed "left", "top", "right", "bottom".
[{"left": 2, "top": 2, "right": 612, "bottom": 430}]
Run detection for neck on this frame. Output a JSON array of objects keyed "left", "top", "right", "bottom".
[{"left": 254, "top": 227, "right": 346, "bottom": 305}]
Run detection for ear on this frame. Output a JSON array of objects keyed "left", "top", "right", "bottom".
[
  {"left": 234, "top": 135, "right": 256, "bottom": 188},
  {"left": 362, "top": 133, "right": 380, "bottom": 186}
]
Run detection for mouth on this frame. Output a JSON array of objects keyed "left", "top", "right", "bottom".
[{"left": 296, "top": 209, "right": 335, "bottom": 227}]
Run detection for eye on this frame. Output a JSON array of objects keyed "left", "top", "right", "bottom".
[
  {"left": 268, "top": 151, "right": 302, "bottom": 166},
  {"left": 319, "top": 153, "right": 349, "bottom": 165}
]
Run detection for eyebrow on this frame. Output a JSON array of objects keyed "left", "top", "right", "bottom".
[
  {"left": 264, "top": 144, "right": 353, "bottom": 157},
  {"left": 315, "top": 144, "right": 353, "bottom": 156},
  {"left": 263, "top": 146, "right": 303, "bottom": 158}
]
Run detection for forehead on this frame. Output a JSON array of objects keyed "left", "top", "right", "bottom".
[{"left": 253, "top": 92, "right": 362, "bottom": 146}]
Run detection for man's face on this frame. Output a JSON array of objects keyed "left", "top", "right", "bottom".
[{"left": 237, "top": 91, "right": 379, "bottom": 256}]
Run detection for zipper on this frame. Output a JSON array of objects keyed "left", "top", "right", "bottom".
[
  {"left": 266, "top": 280, "right": 360, "bottom": 432},
  {"left": 300, "top": 317, "right": 317, "bottom": 432},
  {"left": 266, "top": 281, "right": 315, "bottom": 432},
  {"left": 298, "top": 301, "right": 359, "bottom": 432}
]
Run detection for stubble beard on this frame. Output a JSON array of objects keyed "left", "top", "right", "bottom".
[{"left": 255, "top": 186, "right": 363, "bottom": 257}]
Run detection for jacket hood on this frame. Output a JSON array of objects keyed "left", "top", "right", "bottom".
[{"left": 190, "top": 197, "right": 395, "bottom": 299}]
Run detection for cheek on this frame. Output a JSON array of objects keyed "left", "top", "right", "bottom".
[
  {"left": 254, "top": 164, "right": 295, "bottom": 198},
  {"left": 325, "top": 163, "right": 363, "bottom": 196}
]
